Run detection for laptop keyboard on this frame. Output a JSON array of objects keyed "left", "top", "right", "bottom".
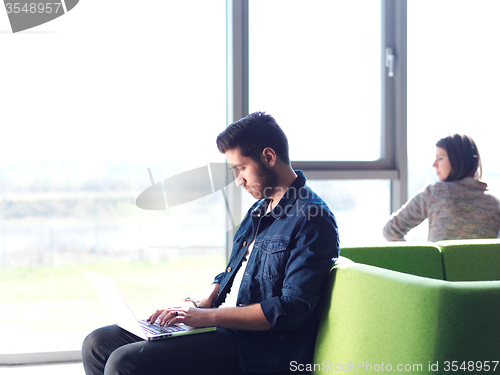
[{"left": 139, "top": 319, "right": 187, "bottom": 335}]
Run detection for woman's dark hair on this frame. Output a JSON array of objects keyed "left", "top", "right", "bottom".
[
  {"left": 216, "top": 112, "right": 290, "bottom": 164},
  {"left": 436, "top": 134, "right": 482, "bottom": 181}
]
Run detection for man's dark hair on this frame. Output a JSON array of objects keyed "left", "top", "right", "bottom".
[
  {"left": 436, "top": 133, "right": 482, "bottom": 181},
  {"left": 216, "top": 112, "right": 290, "bottom": 164}
]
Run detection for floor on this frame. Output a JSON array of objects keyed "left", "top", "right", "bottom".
[{"left": 1, "top": 362, "right": 85, "bottom": 374}]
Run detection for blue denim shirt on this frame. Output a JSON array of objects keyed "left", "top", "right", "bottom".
[{"left": 212, "top": 171, "right": 340, "bottom": 372}]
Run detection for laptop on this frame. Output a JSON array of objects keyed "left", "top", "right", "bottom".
[{"left": 84, "top": 270, "right": 217, "bottom": 341}]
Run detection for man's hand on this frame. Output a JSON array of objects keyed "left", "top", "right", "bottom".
[
  {"left": 147, "top": 303, "right": 271, "bottom": 331},
  {"left": 147, "top": 303, "right": 215, "bottom": 327},
  {"left": 145, "top": 283, "right": 271, "bottom": 331}
]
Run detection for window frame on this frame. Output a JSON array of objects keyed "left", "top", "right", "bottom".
[
  {"left": 225, "top": 0, "right": 408, "bottom": 251},
  {"left": 0, "top": 0, "right": 408, "bottom": 366}
]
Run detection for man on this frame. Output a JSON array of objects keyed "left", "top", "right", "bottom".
[{"left": 82, "top": 112, "right": 340, "bottom": 374}]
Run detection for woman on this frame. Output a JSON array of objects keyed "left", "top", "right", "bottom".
[{"left": 383, "top": 134, "right": 500, "bottom": 242}]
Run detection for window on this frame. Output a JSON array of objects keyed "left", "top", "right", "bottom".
[
  {"left": 249, "top": 0, "right": 382, "bottom": 162},
  {"left": 233, "top": 0, "right": 407, "bottom": 246},
  {"left": 309, "top": 180, "right": 391, "bottom": 244},
  {"left": 407, "top": 0, "right": 500, "bottom": 240},
  {"left": 1, "top": 0, "right": 418, "bottom": 363},
  {"left": 239, "top": 179, "right": 391, "bottom": 245},
  {"left": 0, "top": 0, "right": 226, "bottom": 357}
]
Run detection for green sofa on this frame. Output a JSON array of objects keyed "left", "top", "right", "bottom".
[{"left": 312, "top": 239, "right": 500, "bottom": 375}]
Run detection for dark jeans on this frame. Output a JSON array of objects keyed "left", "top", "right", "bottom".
[{"left": 82, "top": 325, "right": 309, "bottom": 375}]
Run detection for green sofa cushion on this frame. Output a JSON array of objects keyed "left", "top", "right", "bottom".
[
  {"left": 314, "top": 262, "right": 439, "bottom": 373},
  {"left": 313, "top": 262, "right": 500, "bottom": 374},
  {"left": 434, "top": 280, "right": 500, "bottom": 361},
  {"left": 340, "top": 242, "right": 444, "bottom": 279},
  {"left": 438, "top": 239, "right": 500, "bottom": 281}
]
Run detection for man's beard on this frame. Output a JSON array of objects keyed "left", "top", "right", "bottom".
[{"left": 257, "top": 161, "right": 279, "bottom": 200}]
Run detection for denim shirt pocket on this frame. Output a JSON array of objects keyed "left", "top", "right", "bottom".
[{"left": 255, "top": 236, "right": 290, "bottom": 280}]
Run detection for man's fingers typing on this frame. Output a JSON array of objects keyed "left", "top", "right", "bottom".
[{"left": 148, "top": 309, "right": 166, "bottom": 324}]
